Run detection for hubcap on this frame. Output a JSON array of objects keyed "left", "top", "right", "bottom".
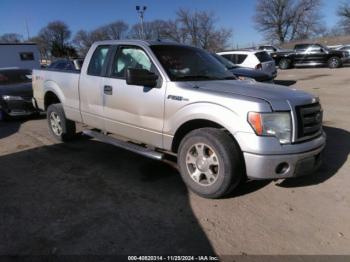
[
  {"left": 185, "top": 143, "right": 219, "bottom": 186},
  {"left": 330, "top": 58, "right": 338, "bottom": 67},
  {"left": 50, "top": 112, "right": 63, "bottom": 136}
]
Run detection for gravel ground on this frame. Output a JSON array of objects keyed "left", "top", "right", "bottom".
[{"left": 0, "top": 67, "right": 349, "bottom": 259}]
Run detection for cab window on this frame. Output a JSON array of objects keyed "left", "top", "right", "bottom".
[
  {"left": 112, "top": 46, "right": 152, "bottom": 78},
  {"left": 87, "top": 45, "right": 110, "bottom": 76}
]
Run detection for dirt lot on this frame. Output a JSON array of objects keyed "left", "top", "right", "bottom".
[{"left": 0, "top": 67, "right": 350, "bottom": 258}]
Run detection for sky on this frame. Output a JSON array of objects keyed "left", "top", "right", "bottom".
[{"left": 0, "top": 0, "right": 344, "bottom": 47}]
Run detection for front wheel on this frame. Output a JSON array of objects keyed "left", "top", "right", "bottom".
[
  {"left": 47, "top": 103, "right": 76, "bottom": 142},
  {"left": 178, "top": 128, "right": 244, "bottom": 199},
  {"left": 328, "top": 57, "right": 341, "bottom": 68},
  {"left": 278, "top": 58, "right": 291, "bottom": 70}
]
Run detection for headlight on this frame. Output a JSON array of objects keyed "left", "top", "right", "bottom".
[
  {"left": 2, "top": 95, "right": 24, "bottom": 101},
  {"left": 248, "top": 112, "right": 292, "bottom": 144}
]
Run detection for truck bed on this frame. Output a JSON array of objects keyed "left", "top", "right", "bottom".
[{"left": 32, "top": 69, "right": 82, "bottom": 122}]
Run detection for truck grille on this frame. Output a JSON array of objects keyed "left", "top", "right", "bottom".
[{"left": 296, "top": 103, "right": 323, "bottom": 140}]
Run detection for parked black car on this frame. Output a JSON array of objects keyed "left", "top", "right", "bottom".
[
  {"left": 273, "top": 43, "right": 350, "bottom": 69},
  {"left": 0, "top": 68, "right": 37, "bottom": 120},
  {"left": 212, "top": 53, "right": 274, "bottom": 83}
]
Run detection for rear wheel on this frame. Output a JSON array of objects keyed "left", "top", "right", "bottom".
[
  {"left": 47, "top": 103, "right": 76, "bottom": 141},
  {"left": 328, "top": 57, "right": 341, "bottom": 68},
  {"left": 279, "top": 58, "right": 291, "bottom": 70},
  {"left": 178, "top": 128, "right": 244, "bottom": 199}
]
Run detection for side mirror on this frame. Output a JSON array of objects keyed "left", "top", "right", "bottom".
[{"left": 126, "top": 68, "right": 158, "bottom": 87}]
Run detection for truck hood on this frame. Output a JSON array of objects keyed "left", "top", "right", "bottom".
[{"left": 182, "top": 80, "right": 316, "bottom": 111}]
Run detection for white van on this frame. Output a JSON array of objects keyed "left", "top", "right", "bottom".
[{"left": 0, "top": 43, "right": 41, "bottom": 70}]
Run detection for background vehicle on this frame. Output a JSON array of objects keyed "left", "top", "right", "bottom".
[
  {"left": 212, "top": 53, "right": 274, "bottom": 83},
  {"left": 48, "top": 58, "right": 84, "bottom": 71},
  {"left": 337, "top": 45, "right": 350, "bottom": 56},
  {"left": 0, "top": 43, "right": 41, "bottom": 70},
  {"left": 273, "top": 43, "right": 350, "bottom": 69},
  {"left": 32, "top": 40, "right": 325, "bottom": 199},
  {"left": 217, "top": 50, "right": 277, "bottom": 79},
  {"left": 256, "top": 45, "right": 282, "bottom": 55},
  {"left": 0, "top": 68, "right": 37, "bottom": 120}
]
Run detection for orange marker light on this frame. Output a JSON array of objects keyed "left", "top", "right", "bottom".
[{"left": 248, "top": 112, "right": 263, "bottom": 135}]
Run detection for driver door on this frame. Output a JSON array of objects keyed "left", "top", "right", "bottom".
[{"left": 101, "top": 45, "right": 166, "bottom": 148}]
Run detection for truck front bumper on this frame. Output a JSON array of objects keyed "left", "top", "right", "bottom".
[{"left": 240, "top": 131, "right": 326, "bottom": 180}]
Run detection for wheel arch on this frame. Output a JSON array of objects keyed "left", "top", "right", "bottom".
[
  {"left": 43, "top": 81, "right": 65, "bottom": 110},
  {"left": 44, "top": 91, "right": 61, "bottom": 110},
  {"left": 171, "top": 119, "right": 225, "bottom": 153}
]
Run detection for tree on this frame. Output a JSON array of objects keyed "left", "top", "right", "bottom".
[
  {"left": 98, "top": 21, "right": 129, "bottom": 40},
  {"left": 254, "top": 0, "right": 323, "bottom": 43},
  {"left": 73, "top": 20, "right": 129, "bottom": 56},
  {"left": 0, "top": 33, "right": 22, "bottom": 43},
  {"left": 128, "top": 20, "right": 169, "bottom": 40},
  {"left": 38, "top": 21, "right": 71, "bottom": 57},
  {"left": 337, "top": 1, "right": 350, "bottom": 34},
  {"left": 176, "top": 9, "right": 232, "bottom": 51}
]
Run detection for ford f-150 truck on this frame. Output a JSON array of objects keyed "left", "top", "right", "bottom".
[
  {"left": 273, "top": 43, "right": 350, "bottom": 69},
  {"left": 32, "top": 40, "right": 326, "bottom": 199}
]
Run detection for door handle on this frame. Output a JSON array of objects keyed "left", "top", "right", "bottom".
[{"left": 104, "top": 85, "right": 113, "bottom": 95}]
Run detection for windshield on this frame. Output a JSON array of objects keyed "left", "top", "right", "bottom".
[
  {"left": 211, "top": 53, "right": 237, "bottom": 70},
  {"left": 0, "top": 69, "right": 32, "bottom": 85},
  {"left": 150, "top": 45, "right": 235, "bottom": 81},
  {"left": 318, "top": 44, "right": 329, "bottom": 51}
]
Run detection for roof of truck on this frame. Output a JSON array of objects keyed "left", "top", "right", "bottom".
[{"left": 93, "top": 39, "right": 184, "bottom": 47}]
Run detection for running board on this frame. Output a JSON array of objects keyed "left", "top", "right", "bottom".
[{"left": 83, "top": 130, "right": 164, "bottom": 160}]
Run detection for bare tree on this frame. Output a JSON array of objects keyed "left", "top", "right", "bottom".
[
  {"left": 73, "top": 21, "right": 129, "bottom": 56},
  {"left": 254, "top": 0, "right": 323, "bottom": 43},
  {"left": 337, "top": 1, "right": 350, "bottom": 33},
  {"left": 176, "top": 9, "right": 232, "bottom": 51},
  {"left": 0, "top": 33, "right": 22, "bottom": 43},
  {"left": 39, "top": 21, "right": 71, "bottom": 50},
  {"left": 128, "top": 20, "right": 170, "bottom": 40},
  {"left": 98, "top": 21, "right": 129, "bottom": 40}
]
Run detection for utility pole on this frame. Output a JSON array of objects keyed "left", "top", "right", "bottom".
[
  {"left": 136, "top": 5, "right": 147, "bottom": 39},
  {"left": 25, "top": 18, "right": 30, "bottom": 41}
]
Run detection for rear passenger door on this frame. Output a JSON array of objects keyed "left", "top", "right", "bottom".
[{"left": 101, "top": 45, "right": 166, "bottom": 148}]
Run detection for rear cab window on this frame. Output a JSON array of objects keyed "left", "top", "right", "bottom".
[
  {"left": 255, "top": 52, "right": 272, "bottom": 62},
  {"left": 294, "top": 44, "right": 310, "bottom": 51},
  {"left": 87, "top": 45, "right": 111, "bottom": 76}
]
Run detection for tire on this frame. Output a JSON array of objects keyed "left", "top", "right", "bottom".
[
  {"left": 328, "top": 57, "right": 341, "bottom": 69},
  {"left": 279, "top": 58, "right": 291, "bottom": 70},
  {"left": 178, "top": 128, "right": 244, "bottom": 199},
  {"left": 0, "top": 110, "right": 9, "bottom": 121},
  {"left": 47, "top": 103, "right": 76, "bottom": 142}
]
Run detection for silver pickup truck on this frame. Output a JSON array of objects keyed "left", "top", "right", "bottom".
[{"left": 32, "top": 40, "right": 326, "bottom": 198}]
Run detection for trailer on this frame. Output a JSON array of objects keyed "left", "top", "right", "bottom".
[{"left": 0, "top": 43, "right": 40, "bottom": 70}]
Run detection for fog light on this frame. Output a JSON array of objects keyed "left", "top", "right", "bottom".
[{"left": 275, "top": 162, "right": 289, "bottom": 175}]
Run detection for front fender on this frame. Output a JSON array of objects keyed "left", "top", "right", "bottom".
[{"left": 163, "top": 102, "right": 253, "bottom": 150}]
